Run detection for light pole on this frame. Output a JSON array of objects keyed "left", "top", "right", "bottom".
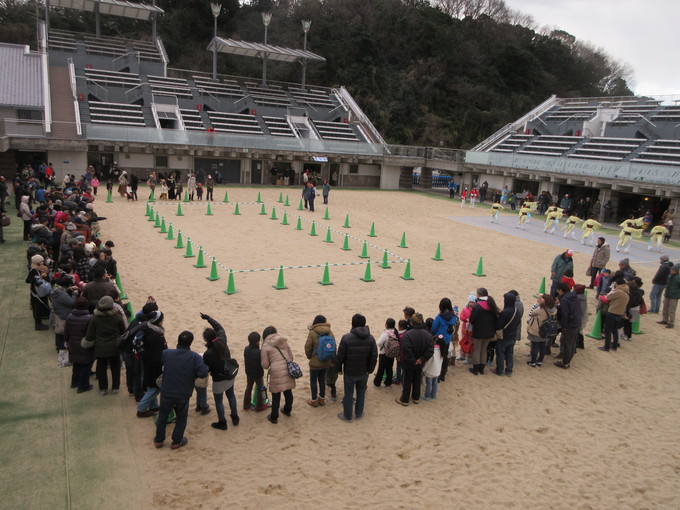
[
  {"left": 261, "top": 12, "right": 272, "bottom": 87},
  {"left": 301, "top": 20, "right": 311, "bottom": 91},
  {"left": 211, "top": 3, "right": 221, "bottom": 80}
]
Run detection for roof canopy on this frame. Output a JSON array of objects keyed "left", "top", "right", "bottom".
[
  {"left": 208, "top": 37, "right": 325, "bottom": 63},
  {"left": 49, "top": 0, "right": 163, "bottom": 20}
]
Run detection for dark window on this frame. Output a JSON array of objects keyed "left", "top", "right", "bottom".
[
  {"left": 349, "top": 164, "right": 358, "bottom": 174},
  {"left": 155, "top": 155, "right": 168, "bottom": 168}
]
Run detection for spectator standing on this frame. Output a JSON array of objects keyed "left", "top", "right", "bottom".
[
  {"left": 322, "top": 180, "right": 331, "bottom": 205},
  {"left": 659, "top": 264, "right": 680, "bottom": 329},
  {"left": 373, "top": 318, "right": 399, "bottom": 388},
  {"left": 304, "top": 315, "right": 335, "bottom": 407},
  {"left": 64, "top": 297, "right": 93, "bottom": 392},
  {"left": 588, "top": 237, "right": 610, "bottom": 288},
  {"left": 395, "top": 313, "right": 433, "bottom": 406},
  {"left": 242, "top": 332, "right": 267, "bottom": 412},
  {"left": 492, "top": 292, "right": 523, "bottom": 377},
  {"left": 430, "top": 298, "right": 457, "bottom": 382},
  {"left": 335, "top": 314, "right": 378, "bottom": 421},
  {"left": 468, "top": 288, "right": 499, "bottom": 375},
  {"left": 261, "top": 327, "right": 296, "bottom": 424},
  {"left": 153, "top": 331, "right": 209, "bottom": 449},
  {"left": 84, "top": 296, "right": 126, "bottom": 394},
  {"left": 554, "top": 282, "right": 583, "bottom": 369},
  {"left": 136, "top": 310, "right": 167, "bottom": 417},
  {"left": 649, "top": 255, "right": 673, "bottom": 314},
  {"left": 597, "top": 275, "right": 629, "bottom": 351},
  {"left": 550, "top": 249, "right": 574, "bottom": 296}
]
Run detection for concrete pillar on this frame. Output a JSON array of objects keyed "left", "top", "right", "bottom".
[
  {"left": 398, "top": 167, "right": 413, "bottom": 189},
  {"left": 420, "top": 168, "right": 432, "bottom": 189}
]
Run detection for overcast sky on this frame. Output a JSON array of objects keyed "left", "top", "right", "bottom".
[{"left": 504, "top": 0, "right": 679, "bottom": 99}]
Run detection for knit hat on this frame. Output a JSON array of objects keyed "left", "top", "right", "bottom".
[
  {"left": 467, "top": 293, "right": 477, "bottom": 303},
  {"left": 97, "top": 295, "right": 114, "bottom": 311},
  {"left": 619, "top": 258, "right": 630, "bottom": 265},
  {"left": 66, "top": 223, "right": 76, "bottom": 231},
  {"left": 148, "top": 310, "right": 164, "bottom": 324},
  {"left": 74, "top": 297, "right": 89, "bottom": 310},
  {"left": 411, "top": 312, "right": 424, "bottom": 324},
  {"left": 672, "top": 264, "right": 680, "bottom": 273},
  {"left": 660, "top": 255, "right": 669, "bottom": 261},
  {"left": 31, "top": 254, "right": 44, "bottom": 264}
]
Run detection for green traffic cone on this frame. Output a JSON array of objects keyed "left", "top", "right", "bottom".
[
  {"left": 125, "top": 302, "right": 134, "bottom": 323},
  {"left": 472, "top": 256, "right": 486, "bottom": 277},
  {"left": 398, "top": 232, "right": 407, "bottom": 248},
  {"left": 295, "top": 217, "right": 303, "bottom": 230},
  {"left": 183, "top": 190, "right": 189, "bottom": 202},
  {"left": 184, "top": 238, "right": 195, "bottom": 258},
  {"left": 298, "top": 199, "right": 304, "bottom": 211},
  {"left": 148, "top": 189, "right": 155, "bottom": 203},
  {"left": 281, "top": 212, "right": 289, "bottom": 225},
  {"left": 381, "top": 250, "right": 391, "bottom": 269},
  {"left": 319, "top": 262, "right": 333, "bottom": 286},
  {"left": 324, "top": 228, "right": 333, "bottom": 243},
  {"left": 207, "top": 258, "right": 220, "bottom": 281},
  {"left": 343, "top": 214, "right": 351, "bottom": 228},
  {"left": 225, "top": 269, "right": 236, "bottom": 295},
  {"left": 194, "top": 247, "right": 207, "bottom": 268},
  {"left": 106, "top": 189, "right": 113, "bottom": 203},
  {"left": 278, "top": 191, "right": 283, "bottom": 203},
  {"left": 270, "top": 207, "right": 278, "bottom": 220},
  {"left": 400, "top": 259, "right": 414, "bottom": 280},
  {"left": 368, "top": 222, "right": 377, "bottom": 237},
  {"left": 310, "top": 221, "right": 318, "bottom": 236},
  {"left": 223, "top": 191, "right": 229, "bottom": 203},
  {"left": 360, "top": 259, "right": 374, "bottom": 282},
  {"left": 160, "top": 218, "right": 167, "bottom": 234},
  {"left": 273, "top": 265, "right": 287, "bottom": 290},
  {"left": 206, "top": 203, "right": 213, "bottom": 215},
  {"left": 534, "top": 277, "right": 546, "bottom": 297},
  {"left": 586, "top": 310, "right": 603, "bottom": 339},
  {"left": 234, "top": 203, "right": 241, "bottom": 215},
  {"left": 359, "top": 240, "right": 369, "bottom": 259},
  {"left": 147, "top": 207, "right": 155, "bottom": 221},
  {"left": 341, "top": 233, "right": 351, "bottom": 251},
  {"left": 166, "top": 223, "right": 174, "bottom": 240},
  {"left": 323, "top": 207, "right": 330, "bottom": 220},
  {"left": 284, "top": 195, "right": 290, "bottom": 206},
  {"left": 432, "top": 243, "right": 443, "bottom": 261},
  {"left": 175, "top": 231, "right": 184, "bottom": 249},
  {"left": 145, "top": 203, "right": 151, "bottom": 217},
  {"left": 260, "top": 203, "right": 267, "bottom": 215},
  {"left": 115, "top": 272, "right": 127, "bottom": 299},
  {"left": 176, "top": 203, "right": 184, "bottom": 216},
  {"left": 154, "top": 212, "right": 161, "bottom": 227},
  {"left": 257, "top": 192, "right": 262, "bottom": 203},
  {"left": 632, "top": 318, "right": 642, "bottom": 335}
]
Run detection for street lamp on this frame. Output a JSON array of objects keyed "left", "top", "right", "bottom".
[
  {"left": 261, "top": 12, "right": 272, "bottom": 86},
  {"left": 211, "top": 3, "right": 221, "bottom": 80},
  {"left": 301, "top": 20, "right": 311, "bottom": 90}
]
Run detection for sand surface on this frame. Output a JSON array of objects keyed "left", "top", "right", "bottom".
[{"left": 94, "top": 188, "right": 680, "bottom": 509}]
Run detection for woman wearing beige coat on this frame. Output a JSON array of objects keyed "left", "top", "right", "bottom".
[{"left": 261, "top": 327, "right": 295, "bottom": 424}]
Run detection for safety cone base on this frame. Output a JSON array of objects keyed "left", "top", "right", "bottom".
[
  {"left": 207, "top": 276, "right": 220, "bottom": 281},
  {"left": 400, "top": 275, "right": 414, "bottom": 280},
  {"left": 272, "top": 285, "right": 288, "bottom": 290},
  {"left": 318, "top": 281, "right": 334, "bottom": 286},
  {"left": 472, "top": 273, "right": 487, "bottom": 277},
  {"left": 359, "top": 254, "right": 370, "bottom": 259},
  {"left": 586, "top": 333, "right": 602, "bottom": 339},
  {"left": 432, "top": 257, "right": 443, "bottom": 261},
  {"left": 225, "top": 289, "right": 237, "bottom": 295},
  {"left": 360, "top": 277, "right": 375, "bottom": 282},
  {"left": 184, "top": 253, "right": 195, "bottom": 258},
  {"left": 194, "top": 263, "right": 207, "bottom": 268}
]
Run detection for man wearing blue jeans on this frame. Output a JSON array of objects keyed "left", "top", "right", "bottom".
[
  {"left": 154, "top": 331, "right": 208, "bottom": 449},
  {"left": 649, "top": 255, "right": 673, "bottom": 313},
  {"left": 335, "top": 314, "right": 377, "bottom": 422}
]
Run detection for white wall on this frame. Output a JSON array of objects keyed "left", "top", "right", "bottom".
[
  {"left": 380, "top": 164, "right": 401, "bottom": 189},
  {"left": 47, "top": 150, "right": 87, "bottom": 179}
]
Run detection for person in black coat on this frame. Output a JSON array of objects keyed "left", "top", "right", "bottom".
[
  {"left": 65, "top": 297, "right": 93, "bottom": 392},
  {"left": 493, "top": 292, "right": 523, "bottom": 377},
  {"left": 136, "top": 311, "right": 168, "bottom": 417},
  {"left": 242, "top": 331, "right": 266, "bottom": 412},
  {"left": 335, "top": 314, "right": 377, "bottom": 422},
  {"left": 396, "top": 313, "right": 434, "bottom": 406},
  {"left": 123, "top": 301, "right": 157, "bottom": 401},
  {"left": 554, "top": 283, "right": 583, "bottom": 369}
]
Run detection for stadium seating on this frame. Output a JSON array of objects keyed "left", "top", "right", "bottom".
[
  {"left": 313, "top": 120, "right": 359, "bottom": 141},
  {"left": 88, "top": 101, "right": 145, "bottom": 126}
]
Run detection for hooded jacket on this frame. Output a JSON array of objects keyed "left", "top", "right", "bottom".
[
  {"left": 558, "top": 291, "right": 583, "bottom": 330},
  {"left": 261, "top": 334, "right": 296, "bottom": 393},
  {"left": 469, "top": 300, "right": 497, "bottom": 339},
  {"left": 527, "top": 305, "right": 558, "bottom": 341},
  {"left": 401, "top": 323, "right": 434, "bottom": 369},
  {"left": 84, "top": 306, "right": 126, "bottom": 358},
  {"left": 496, "top": 293, "right": 522, "bottom": 341},
  {"left": 142, "top": 323, "right": 167, "bottom": 388},
  {"left": 51, "top": 286, "right": 77, "bottom": 319},
  {"left": 652, "top": 261, "right": 673, "bottom": 285},
  {"left": 335, "top": 326, "right": 378, "bottom": 377},
  {"left": 603, "top": 283, "right": 630, "bottom": 316},
  {"left": 65, "top": 309, "right": 92, "bottom": 364},
  {"left": 19, "top": 195, "right": 32, "bottom": 221},
  {"left": 590, "top": 242, "right": 610, "bottom": 268},
  {"left": 551, "top": 253, "right": 574, "bottom": 282},
  {"left": 243, "top": 342, "right": 264, "bottom": 379},
  {"left": 305, "top": 322, "right": 335, "bottom": 370},
  {"left": 431, "top": 310, "right": 457, "bottom": 345}
]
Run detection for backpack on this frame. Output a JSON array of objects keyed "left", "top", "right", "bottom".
[
  {"left": 539, "top": 313, "right": 560, "bottom": 339},
  {"left": 316, "top": 334, "right": 336, "bottom": 361},
  {"left": 221, "top": 358, "right": 239, "bottom": 380},
  {"left": 116, "top": 321, "right": 148, "bottom": 350},
  {"left": 132, "top": 329, "right": 146, "bottom": 360},
  {"left": 384, "top": 334, "right": 401, "bottom": 358}
]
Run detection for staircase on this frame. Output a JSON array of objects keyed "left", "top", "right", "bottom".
[{"left": 48, "top": 66, "right": 79, "bottom": 139}]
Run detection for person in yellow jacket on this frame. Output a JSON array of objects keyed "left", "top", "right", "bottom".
[
  {"left": 543, "top": 207, "right": 563, "bottom": 234},
  {"left": 516, "top": 203, "right": 534, "bottom": 229},
  {"left": 561, "top": 215, "right": 582, "bottom": 240},
  {"left": 580, "top": 217, "right": 601, "bottom": 245},
  {"left": 522, "top": 201, "right": 538, "bottom": 224},
  {"left": 489, "top": 202, "right": 504, "bottom": 224},
  {"left": 648, "top": 225, "right": 670, "bottom": 252},
  {"left": 616, "top": 219, "right": 643, "bottom": 253}
]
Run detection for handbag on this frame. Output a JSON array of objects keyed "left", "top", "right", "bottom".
[
  {"left": 275, "top": 346, "right": 303, "bottom": 379},
  {"left": 586, "top": 265, "right": 592, "bottom": 277},
  {"left": 50, "top": 314, "right": 66, "bottom": 335}
]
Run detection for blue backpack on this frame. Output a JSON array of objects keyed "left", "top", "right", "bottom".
[{"left": 316, "top": 334, "right": 336, "bottom": 361}]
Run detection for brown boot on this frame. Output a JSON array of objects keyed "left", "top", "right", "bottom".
[
  {"left": 307, "top": 398, "right": 319, "bottom": 408},
  {"left": 317, "top": 397, "right": 325, "bottom": 406}
]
